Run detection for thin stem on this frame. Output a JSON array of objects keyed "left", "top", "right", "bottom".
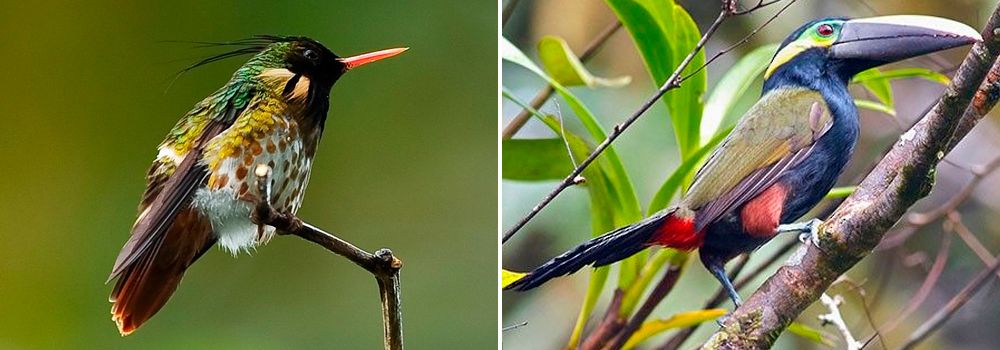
[
  {"left": 946, "top": 213, "right": 1000, "bottom": 278},
  {"left": 501, "top": 0, "right": 521, "bottom": 26},
  {"left": 251, "top": 164, "right": 404, "bottom": 350},
  {"left": 606, "top": 264, "right": 684, "bottom": 350},
  {"left": 818, "top": 294, "right": 863, "bottom": 350},
  {"left": 880, "top": 234, "right": 951, "bottom": 334},
  {"left": 879, "top": 156, "right": 1000, "bottom": 250},
  {"left": 899, "top": 256, "right": 1000, "bottom": 350},
  {"left": 682, "top": 0, "right": 800, "bottom": 81}
]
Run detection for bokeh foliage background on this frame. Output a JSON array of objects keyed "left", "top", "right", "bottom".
[
  {"left": 0, "top": 1, "right": 495, "bottom": 348},
  {"left": 503, "top": 0, "right": 1000, "bottom": 349}
]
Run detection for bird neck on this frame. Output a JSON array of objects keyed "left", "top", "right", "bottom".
[{"left": 210, "top": 67, "right": 332, "bottom": 133}]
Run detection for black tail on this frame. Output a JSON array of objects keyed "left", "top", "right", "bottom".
[{"left": 505, "top": 209, "right": 673, "bottom": 291}]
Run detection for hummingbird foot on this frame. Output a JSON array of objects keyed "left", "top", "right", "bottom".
[
  {"left": 777, "top": 218, "right": 823, "bottom": 248},
  {"left": 277, "top": 214, "right": 304, "bottom": 235}
]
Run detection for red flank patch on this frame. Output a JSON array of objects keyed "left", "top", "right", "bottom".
[{"left": 740, "top": 183, "right": 787, "bottom": 237}]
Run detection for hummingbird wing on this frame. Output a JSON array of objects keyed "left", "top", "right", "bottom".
[
  {"left": 682, "top": 88, "right": 833, "bottom": 230},
  {"left": 109, "top": 100, "right": 245, "bottom": 281}
]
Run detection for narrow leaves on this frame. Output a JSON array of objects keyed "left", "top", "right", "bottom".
[{"left": 538, "top": 36, "right": 631, "bottom": 87}]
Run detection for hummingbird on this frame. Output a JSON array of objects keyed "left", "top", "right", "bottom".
[
  {"left": 108, "top": 35, "right": 406, "bottom": 335},
  {"left": 505, "top": 15, "right": 980, "bottom": 307}
]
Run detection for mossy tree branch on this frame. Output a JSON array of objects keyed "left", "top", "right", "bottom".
[{"left": 701, "top": 6, "right": 1000, "bottom": 349}]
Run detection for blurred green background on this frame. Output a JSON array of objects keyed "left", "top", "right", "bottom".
[
  {"left": 0, "top": 1, "right": 495, "bottom": 349},
  {"left": 503, "top": 0, "right": 1000, "bottom": 349}
]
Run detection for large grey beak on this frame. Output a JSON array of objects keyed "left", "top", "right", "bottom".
[{"left": 831, "top": 15, "right": 981, "bottom": 64}]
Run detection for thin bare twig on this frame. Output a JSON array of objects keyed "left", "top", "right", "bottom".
[
  {"left": 502, "top": 0, "right": 799, "bottom": 244},
  {"left": 502, "top": 20, "right": 623, "bottom": 139},
  {"left": 501, "top": 0, "right": 521, "bottom": 27},
  {"left": 879, "top": 156, "right": 1000, "bottom": 250},
  {"left": 732, "top": 0, "right": 783, "bottom": 15},
  {"left": 880, "top": 234, "right": 951, "bottom": 334},
  {"left": 946, "top": 213, "right": 1000, "bottom": 279},
  {"left": 580, "top": 291, "right": 627, "bottom": 350},
  {"left": 606, "top": 264, "right": 684, "bottom": 350},
  {"left": 251, "top": 164, "right": 404, "bottom": 350},
  {"left": 899, "top": 255, "right": 1000, "bottom": 350},
  {"left": 844, "top": 282, "right": 887, "bottom": 350},
  {"left": 682, "top": 0, "right": 799, "bottom": 81},
  {"left": 819, "top": 293, "right": 863, "bottom": 350},
  {"left": 502, "top": 321, "right": 529, "bottom": 332}
]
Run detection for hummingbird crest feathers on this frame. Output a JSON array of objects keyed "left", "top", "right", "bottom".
[{"left": 177, "top": 36, "right": 298, "bottom": 73}]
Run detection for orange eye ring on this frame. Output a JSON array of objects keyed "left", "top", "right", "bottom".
[{"left": 817, "top": 24, "right": 834, "bottom": 36}]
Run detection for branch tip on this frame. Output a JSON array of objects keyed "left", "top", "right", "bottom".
[{"left": 250, "top": 162, "right": 404, "bottom": 350}]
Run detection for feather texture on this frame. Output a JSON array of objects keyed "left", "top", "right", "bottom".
[{"left": 684, "top": 88, "right": 832, "bottom": 230}]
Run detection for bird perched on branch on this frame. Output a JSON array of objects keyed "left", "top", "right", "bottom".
[
  {"left": 107, "top": 36, "right": 406, "bottom": 335},
  {"left": 506, "top": 16, "right": 980, "bottom": 307}
]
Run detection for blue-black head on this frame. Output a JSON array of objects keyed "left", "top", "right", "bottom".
[{"left": 764, "top": 15, "right": 980, "bottom": 90}]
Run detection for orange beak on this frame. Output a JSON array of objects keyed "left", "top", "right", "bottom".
[{"left": 340, "top": 47, "right": 409, "bottom": 70}]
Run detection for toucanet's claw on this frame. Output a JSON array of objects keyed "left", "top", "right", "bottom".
[
  {"left": 778, "top": 218, "right": 823, "bottom": 245},
  {"left": 806, "top": 218, "right": 822, "bottom": 248},
  {"left": 717, "top": 313, "right": 730, "bottom": 328},
  {"left": 797, "top": 231, "right": 811, "bottom": 244}
]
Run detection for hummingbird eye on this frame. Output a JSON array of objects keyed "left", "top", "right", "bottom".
[{"left": 303, "top": 49, "right": 319, "bottom": 62}]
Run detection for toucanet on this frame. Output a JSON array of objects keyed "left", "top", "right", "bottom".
[{"left": 505, "top": 16, "right": 980, "bottom": 307}]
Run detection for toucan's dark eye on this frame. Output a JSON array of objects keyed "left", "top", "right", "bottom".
[
  {"left": 817, "top": 24, "right": 835, "bottom": 36},
  {"left": 303, "top": 49, "right": 319, "bottom": 61}
]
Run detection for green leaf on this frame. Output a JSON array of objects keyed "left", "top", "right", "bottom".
[
  {"left": 854, "top": 68, "right": 894, "bottom": 107},
  {"left": 701, "top": 44, "right": 778, "bottom": 143},
  {"left": 824, "top": 186, "right": 855, "bottom": 199},
  {"left": 537, "top": 36, "right": 631, "bottom": 87},
  {"left": 605, "top": 0, "right": 706, "bottom": 159},
  {"left": 501, "top": 37, "right": 549, "bottom": 79},
  {"left": 502, "top": 138, "right": 575, "bottom": 180},
  {"left": 604, "top": 0, "right": 673, "bottom": 87},
  {"left": 501, "top": 269, "right": 527, "bottom": 288},
  {"left": 621, "top": 309, "right": 727, "bottom": 349},
  {"left": 855, "top": 99, "right": 896, "bottom": 117},
  {"left": 568, "top": 267, "right": 609, "bottom": 347},
  {"left": 851, "top": 67, "right": 951, "bottom": 109},
  {"left": 787, "top": 322, "right": 834, "bottom": 346},
  {"left": 666, "top": 4, "right": 707, "bottom": 158},
  {"left": 852, "top": 67, "right": 951, "bottom": 86}
]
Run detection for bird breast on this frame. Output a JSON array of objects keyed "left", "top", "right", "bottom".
[{"left": 191, "top": 110, "right": 313, "bottom": 254}]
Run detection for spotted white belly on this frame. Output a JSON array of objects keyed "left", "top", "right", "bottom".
[{"left": 187, "top": 118, "right": 313, "bottom": 255}]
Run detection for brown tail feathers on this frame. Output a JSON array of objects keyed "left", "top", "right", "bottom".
[{"left": 109, "top": 208, "right": 214, "bottom": 335}]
